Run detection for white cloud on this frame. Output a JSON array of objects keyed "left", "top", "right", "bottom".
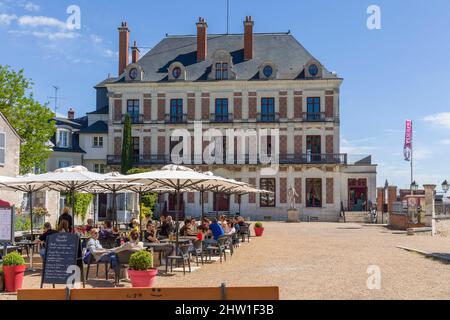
[
  {"left": 90, "top": 34, "right": 103, "bottom": 44},
  {"left": 340, "top": 138, "right": 377, "bottom": 155},
  {"left": 23, "top": 1, "right": 39, "bottom": 12},
  {"left": 32, "top": 30, "right": 80, "bottom": 40},
  {"left": 438, "top": 139, "right": 450, "bottom": 145},
  {"left": 0, "top": 13, "right": 16, "bottom": 25},
  {"left": 423, "top": 112, "right": 450, "bottom": 130},
  {"left": 18, "top": 15, "right": 67, "bottom": 30},
  {"left": 103, "top": 48, "right": 117, "bottom": 58}
]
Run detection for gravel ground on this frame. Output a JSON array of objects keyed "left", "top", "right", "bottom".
[{"left": 2, "top": 222, "right": 450, "bottom": 300}]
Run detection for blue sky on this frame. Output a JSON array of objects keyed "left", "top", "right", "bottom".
[{"left": 0, "top": 0, "right": 449, "bottom": 189}]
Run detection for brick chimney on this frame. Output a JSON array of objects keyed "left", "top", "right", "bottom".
[
  {"left": 244, "top": 16, "right": 254, "bottom": 60},
  {"left": 131, "top": 40, "right": 140, "bottom": 63},
  {"left": 196, "top": 17, "right": 208, "bottom": 62},
  {"left": 68, "top": 108, "right": 75, "bottom": 120},
  {"left": 118, "top": 21, "right": 130, "bottom": 75}
]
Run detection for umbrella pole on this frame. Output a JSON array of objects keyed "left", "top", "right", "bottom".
[
  {"left": 71, "top": 189, "right": 75, "bottom": 232},
  {"left": 28, "top": 191, "right": 35, "bottom": 271},
  {"left": 201, "top": 191, "right": 204, "bottom": 220},
  {"left": 175, "top": 188, "right": 180, "bottom": 251},
  {"left": 238, "top": 194, "right": 241, "bottom": 215},
  {"left": 112, "top": 190, "right": 117, "bottom": 228},
  {"left": 139, "top": 192, "right": 143, "bottom": 240}
]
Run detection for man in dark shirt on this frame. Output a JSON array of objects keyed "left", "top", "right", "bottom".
[
  {"left": 36, "top": 222, "right": 57, "bottom": 258},
  {"left": 58, "top": 207, "right": 73, "bottom": 233}
]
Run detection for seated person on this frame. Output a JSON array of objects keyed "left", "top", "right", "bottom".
[
  {"left": 84, "top": 228, "right": 114, "bottom": 265},
  {"left": 224, "top": 221, "right": 236, "bottom": 235},
  {"left": 111, "top": 230, "right": 144, "bottom": 254},
  {"left": 144, "top": 222, "right": 159, "bottom": 243},
  {"left": 128, "top": 218, "right": 139, "bottom": 231},
  {"left": 196, "top": 225, "right": 208, "bottom": 241},
  {"left": 159, "top": 216, "right": 174, "bottom": 238},
  {"left": 187, "top": 218, "right": 199, "bottom": 236},
  {"left": 99, "top": 221, "right": 114, "bottom": 239},
  {"left": 208, "top": 218, "right": 225, "bottom": 241},
  {"left": 35, "top": 222, "right": 57, "bottom": 258},
  {"left": 85, "top": 219, "right": 95, "bottom": 233},
  {"left": 179, "top": 219, "right": 192, "bottom": 236}
]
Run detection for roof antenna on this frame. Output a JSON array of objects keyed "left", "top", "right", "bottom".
[{"left": 226, "top": 0, "right": 230, "bottom": 34}]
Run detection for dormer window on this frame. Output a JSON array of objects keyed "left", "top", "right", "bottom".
[
  {"left": 215, "top": 62, "right": 229, "bottom": 80},
  {"left": 168, "top": 62, "right": 186, "bottom": 81},
  {"left": 57, "top": 129, "right": 70, "bottom": 148},
  {"left": 259, "top": 61, "right": 276, "bottom": 80},
  {"left": 305, "top": 60, "right": 323, "bottom": 78}
]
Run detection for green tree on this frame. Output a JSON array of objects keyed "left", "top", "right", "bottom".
[
  {"left": 0, "top": 65, "right": 56, "bottom": 174},
  {"left": 121, "top": 113, "right": 133, "bottom": 174}
]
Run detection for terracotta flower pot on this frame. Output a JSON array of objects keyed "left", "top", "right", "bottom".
[
  {"left": 3, "top": 265, "right": 26, "bottom": 292},
  {"left": 128, "top": 269, "right": 158, "bottom": 288},
  {"left": 254, "top": 227, "right": 265, "bottom": 237}
]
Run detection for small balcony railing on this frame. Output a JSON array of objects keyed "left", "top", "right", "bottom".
[
  {"left": 257, "top": 112, "right": 279, "bottom": 123},
  {"left": 210, "top": 113, "right": 233, "bottom": 123},
  {"left": 302, "top": 112, "right": 335, "bottom": 122},
  {"left": 279, "top": 153, "right": 347, "bottom": 165},
  {"left": 165, "top": 114, "right": 187, "bottom": 124},
  {"left": 113, "top": 114, "right": 144, "bottom": 124}
]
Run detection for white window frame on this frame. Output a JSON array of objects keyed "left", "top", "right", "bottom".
[
  {"left": 58, "top": 160, "right": 71, "bottom": 169},
  {"left": 93, "top": 136, "right": 104, "bottom": 148},
  {"left": 57, "top": 129, "right": 70, "bottom": 148},
  {"left": 0, "top": 132, "right": 5, "bottom": 166},
  {"left": 94, "top": 163, "right": 106, "bottom": 174}
]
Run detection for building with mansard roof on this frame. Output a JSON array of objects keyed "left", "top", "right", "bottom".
[{"left": 88, "top": 17, "right": 377, "bottom": 221}]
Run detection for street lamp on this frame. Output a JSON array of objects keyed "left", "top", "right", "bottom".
[
  {"left": 442, "top": 180, "right": 449, "bottom": 194},
  {"left": 410, "top": 180, "right": 419, "bottom": 192}
]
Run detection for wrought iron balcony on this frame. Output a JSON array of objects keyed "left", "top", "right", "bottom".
[
  {"left": 279, "top": 153, "right": 347, "bottom": 165},
  {"left": 210, "top": 113, "right": 233, "bottom": 123},
  {"left": 165, "top": 113, "right": 188, "bottom": 124},
  {"left": 302, "top": 112, "right": 335, "bottom": 122},
  {"left": 113, "top": 114, "right": 145, "bottom": 124},
  {"left": 257, "top": 112, "right": 279, "bottom": 123},
  {"left": 108, "top": 153, "right": 347, "bottom": 166}
]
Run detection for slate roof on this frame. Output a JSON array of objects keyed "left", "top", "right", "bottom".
[
  {"left": 109, "top": 33, "right": 338, "bottom": 83},
  {"left": 79, "top": 121, "right": 108, "bottom": 134},
  {"left": 87, "top": 106, "right": 109, "bottom": 115}
]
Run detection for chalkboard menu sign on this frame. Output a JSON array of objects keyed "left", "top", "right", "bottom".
[
  {"left": 41, "top": 233, "right": 83, "bottom": 287},
  {"left": 0, "top": 207, "right": 14, "bottom": 242}
]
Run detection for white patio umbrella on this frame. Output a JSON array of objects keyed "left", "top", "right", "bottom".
[
  {"left": 113, "top": 165, "right": 244, "bottom": 246},
  {"left": 0, "top": 174, "right": 53, "bottom": 243}
]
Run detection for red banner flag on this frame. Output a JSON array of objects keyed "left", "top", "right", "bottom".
[{"left": 404, "top": 120, "right": 412, "bottom": 161}]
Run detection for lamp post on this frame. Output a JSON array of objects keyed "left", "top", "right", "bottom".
[
  {"left": 442, "top": 180, "right": 449, "bottom": 195},
  {"left": 410, "top": 180, "right": 419, "bottom": 193},
  {"left": 383, "top": 179, "right": 389, "bottom": 224}
]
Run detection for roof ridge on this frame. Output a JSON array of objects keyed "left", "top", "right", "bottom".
[{"left": 165, "top": 32, "right": 291, "bottom": 38}]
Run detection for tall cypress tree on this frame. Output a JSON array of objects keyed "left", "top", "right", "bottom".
[{"left": 121, "top": 113, "right": 133, "bottom": 174}]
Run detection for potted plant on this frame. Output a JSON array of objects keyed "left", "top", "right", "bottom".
[
  {"left": 254, "top": 221, "right": 265, "bottom": 237},
  {"left": 127, "top": 250, "right": 158, "bottom": 288},
  {"left": 2, "top": 252, "right": 26, "bottom": 292}
]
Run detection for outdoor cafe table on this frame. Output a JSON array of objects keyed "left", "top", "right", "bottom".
[{"left": 15, "top": 240, "right": 36, "bottom": 271}]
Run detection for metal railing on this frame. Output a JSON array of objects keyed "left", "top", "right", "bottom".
[
  {"left": 165, "top": 114, "right": 188, "bottom": 124},
  {"left": 210, "top": 113, "right": 233, "bottom": 123},
  {"left": 302, "top": 112, "right": 335, "bottom": 122},
  {"left": 113, "top": 114, "right": 145, "bottom": 124},
  {"left": 257, "top": 112, "right": 280, "bottom": 123},
  {"left": 107, "top": 153, "right": 347, "bottom": 166}
]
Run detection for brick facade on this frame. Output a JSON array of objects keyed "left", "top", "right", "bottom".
[
  {"left": 325, "top": 92, "right": 334, "bottom": 118},
  {"left": 158, "top": 95, "right": 165, "bottom": 121},
  {"left": 234, "top": 93, "right": 242, "bottom": 120},
  {"left": 248, "top": 178, "right": 256, "bottom": 203},
  {"left": 114, "top": 99, "right": 122, "bottom": 122},
  {"left": 157, "top": 136, "right": 165, "bottom": 155},
  {"left": 280, "top": 178, "right": 287, "bottom": 203},
  {"left": 326, "top": 135, "right": 334, "bottom": 154},
  {"left": 248, "top": 92, "right": 257, "bottom": 119},
  {"left": 295, "top": 178, "right": 302, "bottom": 203},
  {"left": 143, "top": 98, "right": 151, "bottom": 121},
  {"left": 188, "top": 94, "right": 195, "bottom": 120},
  {"left": 326, "top": 178, "right": 334, "bottom": 204},
  {"left": 202, "top": 93, "right": 210, "bottom": 120},
  {"left": 143, "top": 136, "right": 151, "bottom": 156},
  {"left": 387, "top": 186, "right": 397, "bottom": 213},
  {"left": 280, "top": 135, "right": 287, "bottom": 156},
  {"left": 279, "top": 91, "right": 287, "bottom": 119},
  {"left": 294, "top": 136, "right": 302, "bottom": 155},
  {"left": 114, "top": 137, "right": 122, "bottom": 155}
]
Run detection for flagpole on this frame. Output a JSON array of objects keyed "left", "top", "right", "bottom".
[{"left": 410, "top": 121, "right": 413, "bottom": 196}]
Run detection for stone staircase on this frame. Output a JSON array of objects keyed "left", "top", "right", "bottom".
[{"left": 339, "top": 211, "right": 370, "bottom": 223}]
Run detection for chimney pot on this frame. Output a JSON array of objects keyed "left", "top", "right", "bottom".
[
  {"left": 118, "top": 21, "right": 130, "bottom": 76},
  {"left": 132, "top": 40, "right": 140, "bottom": 63},
  {"left": 68, "top": 108, "right": 75, "bottom": 120},
  {"left": 244, "top": 16, "right": 254, "bottom": 60},
  {"left": 196, "top": 17, "right": 208, "bottom": 62}
]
